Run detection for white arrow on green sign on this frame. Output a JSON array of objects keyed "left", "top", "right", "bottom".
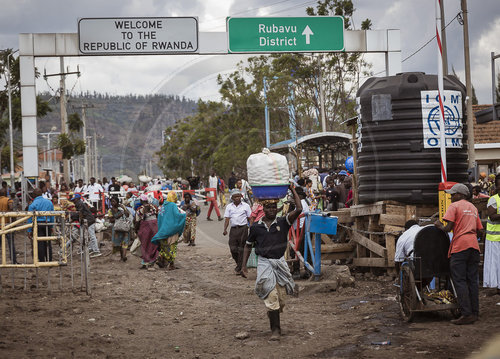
[{"left": 227, "top": 16, "right": 344, "bottom": 53}]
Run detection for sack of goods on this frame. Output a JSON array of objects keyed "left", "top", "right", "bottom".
[
  {"left": 138, "top": 175, "right": 152, "bottom": 183},
  {"left": 247, "top": 148, "right": 290, "bottom": 199}
]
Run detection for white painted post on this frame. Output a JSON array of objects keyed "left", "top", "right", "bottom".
[{"left": 19, "top": 34, "right": 39, "bottom": 177}]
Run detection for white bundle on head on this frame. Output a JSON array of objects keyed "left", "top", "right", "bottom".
[{"left": 246, "top": 148, "right": 290, "bottom": 186}]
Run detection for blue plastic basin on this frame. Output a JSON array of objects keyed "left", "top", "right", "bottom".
[{"left": 251, "top": 184, "right": 289, "bottom": 199}]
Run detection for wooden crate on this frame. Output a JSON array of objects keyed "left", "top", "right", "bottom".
[
  {"left": 348, "top": 201, "right": 437, "bottom": 271},
  {"left": 346, "top": 198, "right": 488, "bottom": 273}
]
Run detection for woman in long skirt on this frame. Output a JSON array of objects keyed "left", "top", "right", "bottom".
[
  {"left": 152, "top": 191, "right": 186, "bottom": 270},
  {"left": 135, "top": 194, "right": 159, "bottom": 269}
]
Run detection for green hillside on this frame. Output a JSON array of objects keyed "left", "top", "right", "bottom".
[{"left": 38, "top": 92, "right": 197, "bottom": 179}]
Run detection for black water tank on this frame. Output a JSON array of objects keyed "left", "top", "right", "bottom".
[{"left": 356, "top": 72, "right": 468, "bottom": 204}]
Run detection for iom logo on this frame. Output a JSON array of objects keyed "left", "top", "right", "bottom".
[{"left": 421, "top": 91, "right": 463, "bottom": 148}]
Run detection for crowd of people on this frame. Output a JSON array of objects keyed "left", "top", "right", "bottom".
[
  {"left": 0, "top": 166, "right": 359, "bottom": 273},
  {"left": 1, "top": 175, "right": 201, "bottom": 266}
]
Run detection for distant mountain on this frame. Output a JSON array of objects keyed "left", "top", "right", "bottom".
[{"left": 38, "top": 92, "right": 197, "bottom": 179}]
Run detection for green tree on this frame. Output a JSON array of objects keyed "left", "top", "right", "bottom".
[{"left": 56, "top": 113, "right": 85, "bottom": 159}]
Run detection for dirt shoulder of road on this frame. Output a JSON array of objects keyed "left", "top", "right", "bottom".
[{"left": 1, "top": 241, "right": 499, "bottom": 359}]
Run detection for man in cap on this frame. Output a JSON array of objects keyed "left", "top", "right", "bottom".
[
  {"left": 434, "top": 183, "right": 483, "bottom": 325},
  {"left": 223, "top": 189, "right": 251, "bottom": 275},
  {"left": 241, "top": 185, "right": 302, "bottom": 341},
  {"left": 71, "top": 193, "right": 101, "bottom": 258}
]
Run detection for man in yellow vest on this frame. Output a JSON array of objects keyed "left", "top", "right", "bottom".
[{"left": 484, "top": 175, "right": 500, "bottom": 295}]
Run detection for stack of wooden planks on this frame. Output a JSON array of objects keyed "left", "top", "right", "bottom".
[{"left": 324, "top": 201, "right": 437, "bottom": 274}]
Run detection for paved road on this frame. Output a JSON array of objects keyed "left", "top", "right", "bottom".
[{"left": 192, "top": 200, "right": 230, "bottom": 254}]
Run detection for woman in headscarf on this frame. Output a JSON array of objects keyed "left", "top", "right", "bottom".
[
  {"left": 134, "top": 193, "right": 159, "bottom": 269},
  {"left": 108, "top": 196, "right": 131, "bottom": 262},
  {"left": 152, "top": 191, "right": 186, "bottom": 270}
]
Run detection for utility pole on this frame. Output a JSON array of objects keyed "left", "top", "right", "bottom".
[
  {"left": 87, "top": 136, "right": 93, "bottom": 179},
  {"left": 461, "top": 0, "right": 476, "bottom": 169},
  {"left": 93, "top": 133, "right": 98, "bottom": 180},
  {"left": 59, "top": 57, "right": 69, "bottom": 183},
  {"left": 72, "top": 103, "right": 93, "bottom": 183},
  {"left": 440, "top": 0, "right": 448, "bottom": 75},
  {"left": 44, "top": 59, "right": 80, "bottom": 183},
  {"left": 83, "top": 107, "right": 89, "bottom": 182}
]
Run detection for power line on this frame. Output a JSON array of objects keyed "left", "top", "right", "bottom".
[
  {"left": 267, "top": 0, "right": 317, "bottom": 15},
  {"left": 360, "top": 12, "right": 461, "bottom": 80},
  {"left": 204, "top": 0, "right": 317, "bottom": 30},
  {"left": 401, "top": 12, "right": 460, "bottom": 63}
]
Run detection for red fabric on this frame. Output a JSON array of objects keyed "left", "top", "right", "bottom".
[
  {"left": 207, "top": 199, "right": 221, "bottom": 218},
  {"left": 345, "top": 189, "right": 353, "bottom": 208},
  {"left": 443, "top": 199, "right": 483, "bottom": 257},
  {"left": 250, "top": 203, "right": 264, "bottom": 221},
  {"left": 218, "top": 179, "right": 225, "bottom": 192}
]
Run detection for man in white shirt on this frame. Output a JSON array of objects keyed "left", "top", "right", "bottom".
[
  {"left": 208, "top": 171, "right": 218, "bottom": 190},
  {"left": 208, "top": 171, "right": 220, "bottom": 206},
  {"left": 223, "top": 189, "right": 251, "bottom": 275},
  {"left": 102, "top": 177, "right": 110, "bottom": 192},
  {"left": 394, "top": 220, "right": 422, "bottom": 272},
  {"left": 74, "top": 179, "right": 85, "bottom": 194},
  {"left": 83, "top": 177, "right": 104, "bottom": 212}
]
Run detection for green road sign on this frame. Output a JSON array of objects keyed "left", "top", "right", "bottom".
[{"left": 227, "top": 16, "right": 344, "bottom": 53}]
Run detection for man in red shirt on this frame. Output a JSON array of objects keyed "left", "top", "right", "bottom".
[{"left": 435, "top": 183, "right": 484, "bottom": 325}]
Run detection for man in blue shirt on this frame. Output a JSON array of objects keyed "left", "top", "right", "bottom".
[{"left": 28, "top": 188, "right": 55, "bottom": 262}]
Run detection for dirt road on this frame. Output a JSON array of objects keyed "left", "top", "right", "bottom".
[{"left": 1, "top": 211, "right": 499, "bottom": 358}]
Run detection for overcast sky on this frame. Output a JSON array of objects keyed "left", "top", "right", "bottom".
[{"left": 0, "top": 0, "right": 499, "bottom": 104}]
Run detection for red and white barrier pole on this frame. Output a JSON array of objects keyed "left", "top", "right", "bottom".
[{"left": 436, "top": 0, "right": 447, "bottom": 182}]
